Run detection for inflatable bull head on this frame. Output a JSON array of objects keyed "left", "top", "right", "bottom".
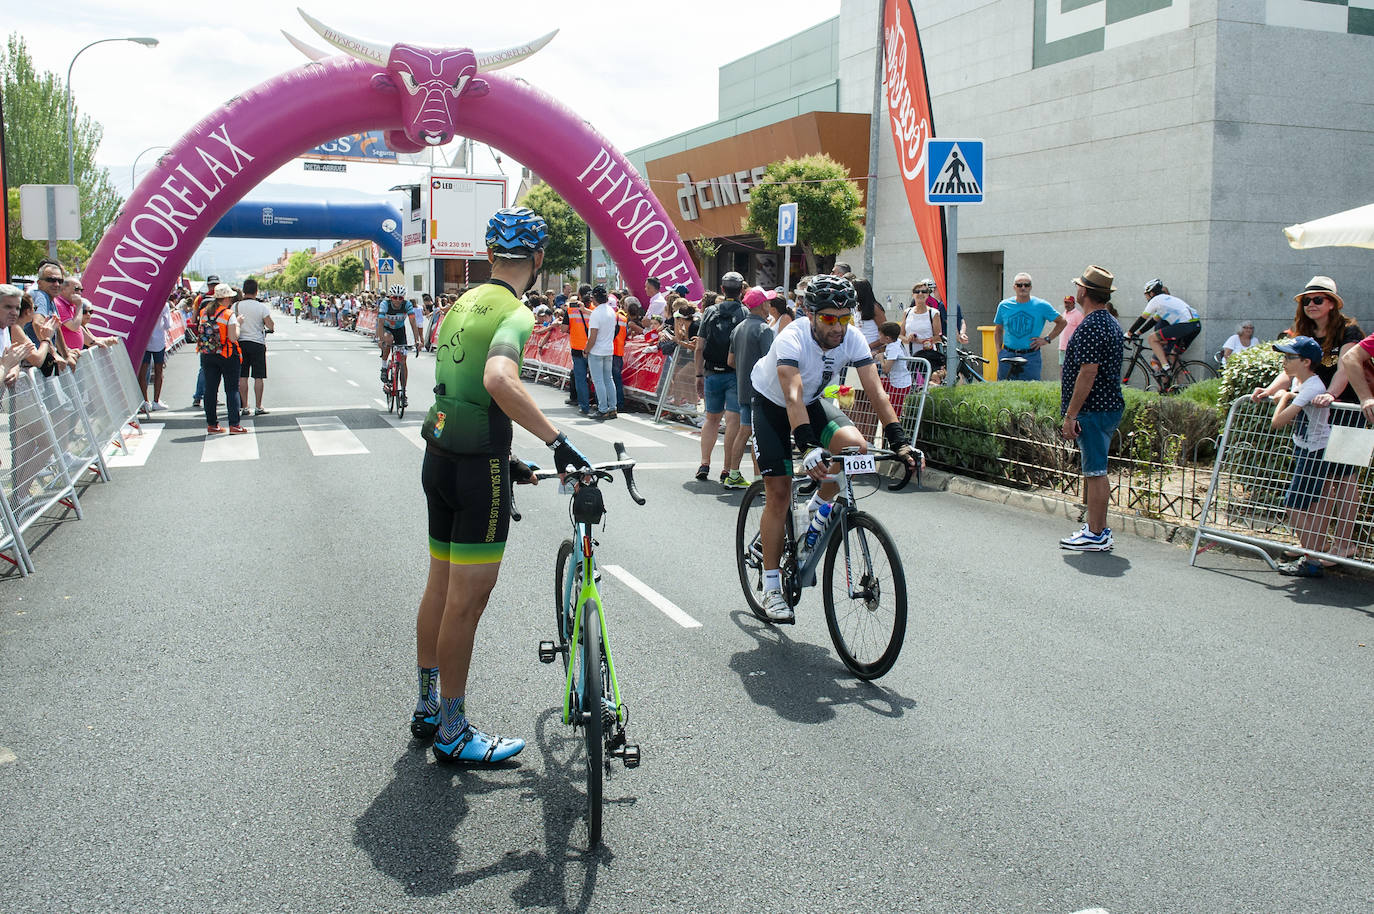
[{"left": 286, "top": 9, "right": 556, "bottom": 151}]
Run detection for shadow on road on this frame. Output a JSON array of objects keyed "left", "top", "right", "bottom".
[
  {"left": 727, "top": 610, "right": 917, "bottom": 724},
  {"left": 353, "top": 707, "right": 633, "bottom": 912},
  {"left": 1061, "top": 552, "right": 1131, "bottom": 577}
]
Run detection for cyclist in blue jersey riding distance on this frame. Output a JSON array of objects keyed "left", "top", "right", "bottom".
[{"left": 378, "top": 283, "right": 420, "bottom": 405}]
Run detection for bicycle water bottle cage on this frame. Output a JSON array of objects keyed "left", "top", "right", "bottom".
[{"left": 572, "top": 484, "right": 606, "bottom": 524}]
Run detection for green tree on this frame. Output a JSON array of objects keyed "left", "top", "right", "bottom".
[
  {"left": 282, "top": 250, "right": 314, "bottom": 291},
  {"left": 2, "top": 34, "right": 125, "bottom": 271},
  {"left": 519, "top": 181, "right": 587, "bottom": 278},
  {"left": 742, "top": 154, "right": 864, "bottom": 276},
  {"left": 334, "top": 255, "right": 364, "bottom": 292},
  {"left": 317, "top": 263, "right": 339, "bottom": 294}
]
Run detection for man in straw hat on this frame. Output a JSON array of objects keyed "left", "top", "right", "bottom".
[{"left": 1060, "top": 265, "right": 1125, "bottom": 552}]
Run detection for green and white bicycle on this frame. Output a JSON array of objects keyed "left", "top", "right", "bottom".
[{"left": 522, "top": 443, "right": 645, "bottom": 847}]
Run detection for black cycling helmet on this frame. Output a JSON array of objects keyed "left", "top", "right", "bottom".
[
  {"left": 804, "top": 275, "right": 857, "bottom": 311},
  {"left": 1143, "top": 278, "right": 1164, "bottom": 296},
  {"left": 485, "top": 206, "right": 549, "bottom": 259}
]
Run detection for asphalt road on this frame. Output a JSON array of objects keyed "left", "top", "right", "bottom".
[{"left": 2, "top": 316, "right": 1371, "bottom": 914}]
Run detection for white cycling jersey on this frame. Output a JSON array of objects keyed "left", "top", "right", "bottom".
[
  {"left": 1142, "top": 293, "right": 1198, "bottom": 325},
  {"left": 751, "top": 317, "right": 875, "bottom": 408}
]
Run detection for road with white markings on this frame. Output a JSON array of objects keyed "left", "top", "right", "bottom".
[{"left": 2, "top": 316, "right": 1370, "bottom": 913}]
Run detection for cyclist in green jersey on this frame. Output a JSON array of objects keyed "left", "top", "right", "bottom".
[{"left": 411, "top": 206, "right": 593, "bottom": 765}]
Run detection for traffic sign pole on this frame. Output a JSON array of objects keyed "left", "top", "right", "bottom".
[
  {"left": 777, "top": 202, "right": 798, "bottom": 296},
  {"left": 945, "top": 205, "right": 958, "bottom": 387},
  {"left": 924, "top": 139, "right": 984, "bottom": 387}
]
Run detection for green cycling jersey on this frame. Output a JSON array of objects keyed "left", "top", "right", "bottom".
[{"left": 422, "top": 279, "right": 534, "bottom": 456}]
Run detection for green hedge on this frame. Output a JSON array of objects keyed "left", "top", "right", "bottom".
[{"left": 914, "top": 379, "right": 1223, "bottom": 486}]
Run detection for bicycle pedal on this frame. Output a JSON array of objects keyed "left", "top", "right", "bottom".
[
  {"left": 537, "top": 640, "right": 558, "bottom": 663},
  {"left": 620, "top": 743, "right": 641, "bottom": 768}
]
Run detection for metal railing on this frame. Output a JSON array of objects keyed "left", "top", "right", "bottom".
[
  {"left": 1191, "top": 397, "right": 1373, "bottom": 572},
  {"left": 1, "top": 340, "right": 145, "bottom": 576}
]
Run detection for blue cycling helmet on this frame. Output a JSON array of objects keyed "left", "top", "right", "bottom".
[
  {"left": 805, "top": 275, "right": 856, "bottom": 311},
  {"left": 485, "top": 206, "right": 549, "bottom": 259}
]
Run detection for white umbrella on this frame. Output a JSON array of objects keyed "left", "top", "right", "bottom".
[{"left": 1284, "top": 203, "right": 1374, "bottom": 250}]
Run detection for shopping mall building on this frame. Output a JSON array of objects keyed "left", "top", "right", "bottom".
[{"left": 623, "top": 0, "right": 1373, "bottom": 356}]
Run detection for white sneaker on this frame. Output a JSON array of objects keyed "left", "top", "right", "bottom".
[
  {"left": 1061, "top": 526, "right": 1113, "bottom": 552},
  {"left": 1059, "top": 523, "right": 1093, "bottom": 547},
  {"left": 761, "top": 588, "right": 795, "bottom": 623},
  {"left": 149, "top": 401, "right": 168, "bottom": 412},
  {"left": 140, "top": 401, "right": 152, "bottom": 413}
]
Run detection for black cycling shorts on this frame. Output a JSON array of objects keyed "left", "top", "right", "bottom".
[
  {"left": 1157, "top": 321, "right": 1200, "bottom": 353},
  {"left": 422, "top": 446, "right": 510, "bottom": 565},
  {"left": 751, "top": 395, "right": 853, "bottom": 477},
  {"left": 385, "top": 326, "right": 408, "bottom": 347},
  {"left": 239, "top": 340, "right": 267, "bottom": 378}
]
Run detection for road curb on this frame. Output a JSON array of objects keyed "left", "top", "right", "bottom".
[{"left": 897, "top": 464, "right": 1193, "bottom": 548}]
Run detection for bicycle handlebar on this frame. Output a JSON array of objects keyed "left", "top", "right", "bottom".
[
  {"left": 794, "top": 448, "right": 915, "bottom": 493},
  {"left": 513, "top": 442, "right": 647, "bottom": 523}
]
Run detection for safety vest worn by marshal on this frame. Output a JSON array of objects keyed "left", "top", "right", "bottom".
[
  {"left": 196, "top": 303, "right": 240, "bottom": 359},
  {"left": 422, "top": 280, "right": 535, "bottom": 456},
  {"left": 613, "top": 310, "right": 629, "bottom": 358},
  {"left": 567, "top": 306, "right": 591, "bottom": 353}
]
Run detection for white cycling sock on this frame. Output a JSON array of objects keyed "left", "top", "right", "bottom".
[{"left": 764, "top": 569, "right": 781, "bottom": 591}]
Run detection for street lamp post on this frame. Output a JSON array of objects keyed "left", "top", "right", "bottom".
[
  {"left": 66, "top": 36, "right": 159, "bottom": 186},
  {"left": 131, "top": 144, "right": 169, "bottom": 192}
]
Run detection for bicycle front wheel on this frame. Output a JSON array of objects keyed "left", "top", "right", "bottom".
[
  {"left": 1123, "top": 355, "right": 1154, "bottom": 392},
  {"left": 581, "top": 599, "right": 605, "bottom": 846},
  {"left": 735, "top": 480, "right": 772, "bottom": 621},
  {"left": 822, "top": 511, "right": 907, "bottom": 680}
]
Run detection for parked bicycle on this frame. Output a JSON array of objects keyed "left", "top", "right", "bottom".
[
  {"left": 517, "top": 443, "right": 646, "bottom": 847},
  {"left": 734, "top": 447, "right": 914, "bottom": 680},
  {"left": 1121, "top": 333, "right": 1216, "bottom": 393}
]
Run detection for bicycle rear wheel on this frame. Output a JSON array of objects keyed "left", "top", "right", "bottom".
[
  {"left": 1171, "top": 360, "right": 1217, "bottom": 391},
  {"left": 735, "top": 481, "right": 773, "bottom": 621},
  {"left": 822, "top": 511, "right": 907, "bottom": 680},
  {"left": 581, "top": 599, "right": 605, "bottom": 846},
  {"left": 554, "top": 538, "right": 577, "bottom": 672}
]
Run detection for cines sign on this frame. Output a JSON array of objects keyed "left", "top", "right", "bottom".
[
  {"left": 87, "top": 124, "right": 255, "bottom": 338},
  {"left": 674, "top": 165, "right": 769, "bottom": 221}
]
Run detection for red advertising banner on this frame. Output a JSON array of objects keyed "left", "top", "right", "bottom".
[{"left": 883, "top": 0, "right": 947, "bottom": 301}]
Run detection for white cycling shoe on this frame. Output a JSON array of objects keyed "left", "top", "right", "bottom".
[{"left": 761, "top": 588, "right": 795, "bottom": 624}]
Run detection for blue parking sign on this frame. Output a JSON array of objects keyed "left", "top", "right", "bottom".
[
  {"left": 925, "top": 139, "right": 984, "bottom": 205},
  {"left": 777, "top": 202, "right": 798, "bottom": 247}
]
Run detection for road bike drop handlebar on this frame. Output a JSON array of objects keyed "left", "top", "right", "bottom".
[
  {"left": 796, "top": 447, "right": 917, "bottom": 493},
  {"left": 510, "top": 442, "right": 646, "bottom": 523}
]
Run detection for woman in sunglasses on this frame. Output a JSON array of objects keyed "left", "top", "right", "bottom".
[{"left": 1252, "top": 276, "right": 1364, "bottom": 564}]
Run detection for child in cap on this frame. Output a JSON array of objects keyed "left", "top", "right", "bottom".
[{"left": 1270, "top": 335, "right": 1332, "bottom": 578}]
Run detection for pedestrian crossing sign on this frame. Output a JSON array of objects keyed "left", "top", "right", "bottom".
[{"left": 925, "top": 139, "right": 984, "bottom": 205}]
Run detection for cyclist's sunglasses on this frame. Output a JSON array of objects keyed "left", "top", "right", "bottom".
[{"left": 813, "top": 311, "right": 854, "bottom": 326}]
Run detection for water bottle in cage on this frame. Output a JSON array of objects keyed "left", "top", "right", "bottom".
[
  {"left": 791, "top": 501, "right": 811, "bottom": 547},
  {"left": 803, "top": 502, "right": 833, "bottom": 553}
]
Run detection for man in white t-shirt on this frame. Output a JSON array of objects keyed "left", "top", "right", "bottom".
[
  {"left": 235, "top": 279, "right": 275, "bottom": 415},
  {"left": 585, "top": 284, "right": 620, "bottom": 419},
  {"left": 645, "top": 276, "right": 668, "bottom": 322},
  {"left": 747, "top": 276, "right": 920, "bottom": 622}
]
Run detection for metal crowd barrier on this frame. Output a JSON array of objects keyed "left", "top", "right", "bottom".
[
  {"left": 835, "top": 356, "right": 933, "bottom": 448},
  {"left": 1191, "top": 397, "right": 1374, "bottom": 573},
  {"left": 0, "top": 340, "right": 146, "bottom": 576}
]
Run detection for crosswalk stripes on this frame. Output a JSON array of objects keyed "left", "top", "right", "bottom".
[
  {"left": 202, "top": 419, "right": 258, "bottom": 462},
  {"left": 297, "top": 417, "right": 368, "bottom": 456},
  {"left": 105, "top": 423, "right": 164, "bottom": 468}
]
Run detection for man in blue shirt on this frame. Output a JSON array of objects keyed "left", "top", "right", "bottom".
[
  {"left": 994, "top": 272, "right": 1066, "bottom": 381},
  {"left": 30, "top": 260, "right": 63, "bottom": 318}
]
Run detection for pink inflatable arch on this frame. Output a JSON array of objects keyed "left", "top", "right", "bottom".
[{"left": 84, "top": 14, "right": 702, "bottom": 362}]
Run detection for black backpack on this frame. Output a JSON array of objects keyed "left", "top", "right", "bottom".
[{"left": 700, "top": 300, "right": 744, "bottom": 370}]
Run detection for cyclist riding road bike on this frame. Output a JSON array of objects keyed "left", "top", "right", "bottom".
[
  {"left": 749, "top": 275, "right": 921, "bottom": 623},
  {"left": 410, "top": 206, "right": 592, "bottom": 766},
  {"left": 378, "top": 284, "right": 420, "bottom": 404},
  {"left": 1127, "top": 278, "right": 1200, "bottom": 382}
]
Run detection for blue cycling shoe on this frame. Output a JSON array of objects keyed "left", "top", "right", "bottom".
[
  {"left": 410, "top": 710, "right": 440, "bottom": 741},
  {"left": 433, "top": 725, "right": 525, "bottom": 765}
]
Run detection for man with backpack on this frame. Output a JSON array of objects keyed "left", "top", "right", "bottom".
[{"left": 694, "top": 271, "right": 747, "bottom": 482}]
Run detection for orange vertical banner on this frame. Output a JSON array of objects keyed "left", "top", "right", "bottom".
[{"left": 883, "top": 0, "right": 947, "bottom": 301}]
